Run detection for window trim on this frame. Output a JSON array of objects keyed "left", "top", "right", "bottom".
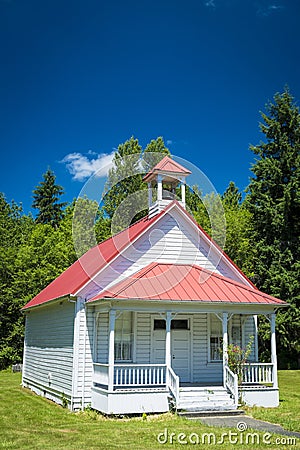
[
  {"left": 208, "top": 314, "right": 223, "bottom": 363},
  {"left": 114, "top": 311, "right": 134, "bottom": 362}
]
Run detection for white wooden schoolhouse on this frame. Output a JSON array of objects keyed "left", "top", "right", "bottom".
[{"left": 22, "top": 156, "right": 286, "bottom": 414}]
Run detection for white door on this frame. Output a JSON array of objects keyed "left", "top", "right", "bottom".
[
  {"left": 171, "top": 328, "right": 190, "bottom": 382},
  {"left": 152, "top": 317, "right": 191, "bottom": 382}
]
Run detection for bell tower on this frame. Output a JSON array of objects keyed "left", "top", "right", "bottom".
[{"left": 143, "top": 156, "right": 191, "bottom": 218}]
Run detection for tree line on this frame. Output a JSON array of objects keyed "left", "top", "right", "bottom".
[{"left": 0, "top": 88, "right": 299, "bottom": 370}]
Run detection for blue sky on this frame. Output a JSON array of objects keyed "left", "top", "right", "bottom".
[{"left": 1, "top": 0, "right": 299, "bottom": 214}]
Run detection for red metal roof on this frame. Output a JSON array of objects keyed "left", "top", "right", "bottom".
[
  {"left": 143, "top": 156, "right": 191, "bottom": 181},
  {"left": 89, "top": 263, "right": 286, "bottom": 306}
]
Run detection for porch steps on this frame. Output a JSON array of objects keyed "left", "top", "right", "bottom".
[
  {"left": 178, "top": 409, "right": 245, "bottom": 418},
  {"left": 177, "top": 386, "right": 236, "bottom": 412}
]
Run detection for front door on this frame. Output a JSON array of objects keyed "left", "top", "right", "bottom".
[{"left": 152, "top": 317, "right": 191, "bottom": 382}]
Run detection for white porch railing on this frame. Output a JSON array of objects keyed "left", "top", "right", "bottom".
[
  {"left": 242, "top": 363, "right": 274, "bottom": 385},
  {"left": 93, "top": 363, "right": 179, "bottom": 405},
  {"left": 167, "top": 366, "right": 180, "bottom": 406},
  {"left": 224, "top": 365, "right": 238, "bottom": 407},
  {"left": 93, "top": 363, "right": 109, "bottom": 386},
  {"left": 114, "top": 364, "right": 166, "bottom": 388}
]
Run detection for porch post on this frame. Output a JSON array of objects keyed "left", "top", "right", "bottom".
[
  {"left": 148, "top": 182, "right": 152, "bottom": 206},
  {"left": 270, "top": 313, "right": 278, "bottom": 389},
  {"left": 222, "top": 312, "right": 228, "bottom": 387},
  {"left": 108, "top": 309, "right": 116, "bottom": 392},
  {"left": 165, "top": 312, "right": 172, "bottom": 368},
  {"left": 180, "top": 179, "right": 186, "bottom": 208},
  {"left": 253, "top": 315, "right": 259, "bottom": 362},
  {"left": 157, "top": 175, "right": 163, "bottom": 202}
]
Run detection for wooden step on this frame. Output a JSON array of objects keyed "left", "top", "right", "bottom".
[{"left": 178, "top": 409, "right": 245, "bottom": 418}]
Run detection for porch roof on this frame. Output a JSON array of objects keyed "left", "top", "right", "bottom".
[{"left": 89, "top": 262, "right": 286, "bottom": 306}]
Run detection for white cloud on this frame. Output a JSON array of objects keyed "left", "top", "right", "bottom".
[
  {"left": 204, "top": 0, "right": 216, "bottom": 7},
  {"left": 256, "top": 2, "right": 284, "bottom": 16},
  {"left": 202, "top": 0, "right": 285, "bottom": 15},
  {"left": 166, "top": 139, "right": 173, "bottom": 146},
  {"left": 62, "top": 151, "right": 115, "bottom": 181}
]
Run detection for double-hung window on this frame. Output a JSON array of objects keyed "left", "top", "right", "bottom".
[
  {"left": 209, "top": 315, "right": 222, "bottom": 361},
  {"left": 114, "top": 312, "right": 133, "bottom": 361}
]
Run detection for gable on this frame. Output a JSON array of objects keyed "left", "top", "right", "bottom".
[{"left": 78, "top": 203, "right": 254, "bottom": 300}]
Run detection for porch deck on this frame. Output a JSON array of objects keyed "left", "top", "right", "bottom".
[{"left": 91, "top": 361, "right": 279, "bottom": 414}]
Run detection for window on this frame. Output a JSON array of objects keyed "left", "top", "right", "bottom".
[
  {"left": 172, "top": 319, "right": 189, "bottom": 330},
  {"left": 154, "top": 319, "right": 166, "bottom": 330},
  {"left": 153, "top": 319, "right": 189, "bottom": 330},
  {"left": 209, "top": 315, "right": 222, "bottom": 361},
  {"left": 114, "top": 312, "right": 133, "bottom": 361}
]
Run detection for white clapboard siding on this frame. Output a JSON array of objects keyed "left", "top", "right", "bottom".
[
  {"left": 72, "top": 304, "right": 95, "bottom": 410},
  {"left": 192, "top": 313, "right": 223, "bottom": 384},
  {"left": 96, "top": 311, "right": 109, "bottom": 363},
  {"left": 230, "top": 315, "right": 242, "bottom": 348},
  {"left": 243, "top": 316, "right": 256, "bottom": 360},
  {"left": 135, "top": 313, "right": 151, "bottom": 363},
  {"left": 73, "top": 307, "right": 108, "bottom": 409},
  {"left": 81, "top": 209, "right": 247, "bottom": 301},
  {"left": 23, "top": 300, "right": 74, "bottom": 397}
]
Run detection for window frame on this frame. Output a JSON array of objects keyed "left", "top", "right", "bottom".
[
  {"left": 208, "top": 314, "right": 223, "bottom": 363},
  {"left": 114, "top": 311, "right": 134, "bottom": 362}
]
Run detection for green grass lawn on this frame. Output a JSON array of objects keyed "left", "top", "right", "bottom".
[
  {"left": 0, "top": 370, "right": 299, "bottom": 449},
  {"left": 245, "top": 370, "right": 300, "bottom": 432}
]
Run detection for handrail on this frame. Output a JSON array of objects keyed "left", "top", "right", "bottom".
[
  {"left": 224, "top": 365, "right": 238, "bottom": 407},
  {"left": 114, "top": 363, "right": 167, "bottom": 367},
  {"left": 167, "top": 366, "right": 179, "bottom": 408},
  {"left": 242, "top": 362, "right": 273, "bottom": 366}
]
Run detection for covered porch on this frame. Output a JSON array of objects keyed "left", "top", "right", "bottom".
[{"left": 89, "top": 306, "right": 280, "bottom": 414}]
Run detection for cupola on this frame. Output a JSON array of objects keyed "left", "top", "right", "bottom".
[{"left": 143, "top": 156, "right": 191, "bottom": 218}]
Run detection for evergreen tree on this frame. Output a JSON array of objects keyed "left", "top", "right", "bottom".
[
  {"left": 222, "top": 181, "right": 242, "bottom": 207},
  {"left": 142, "top": 137, "right": 170, "bottom": 171},
  {"left": 246, "top": 87, "right": 300, "bottom": 367},
  {"left": 32, "top": 169, "right": 66, "bottom": 227},
  {"left": 103, "top": 136, "right": 170, "bottom": 232}
]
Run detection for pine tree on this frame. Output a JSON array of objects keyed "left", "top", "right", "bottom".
[
  {"left": 32, "top": 169, "right": 66, "bottom": 228},
  {"left": 103, "top": 136, "right": 170, "bottom": 232},
  {"left": 222, "top": 181, "right": 242, "bottom": 207},
  {"left": 246, "top": 87, "right": 300, "bottom": 367},
  {"left": 142, "top": 137, "right": 170, "bottom": 171}
]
